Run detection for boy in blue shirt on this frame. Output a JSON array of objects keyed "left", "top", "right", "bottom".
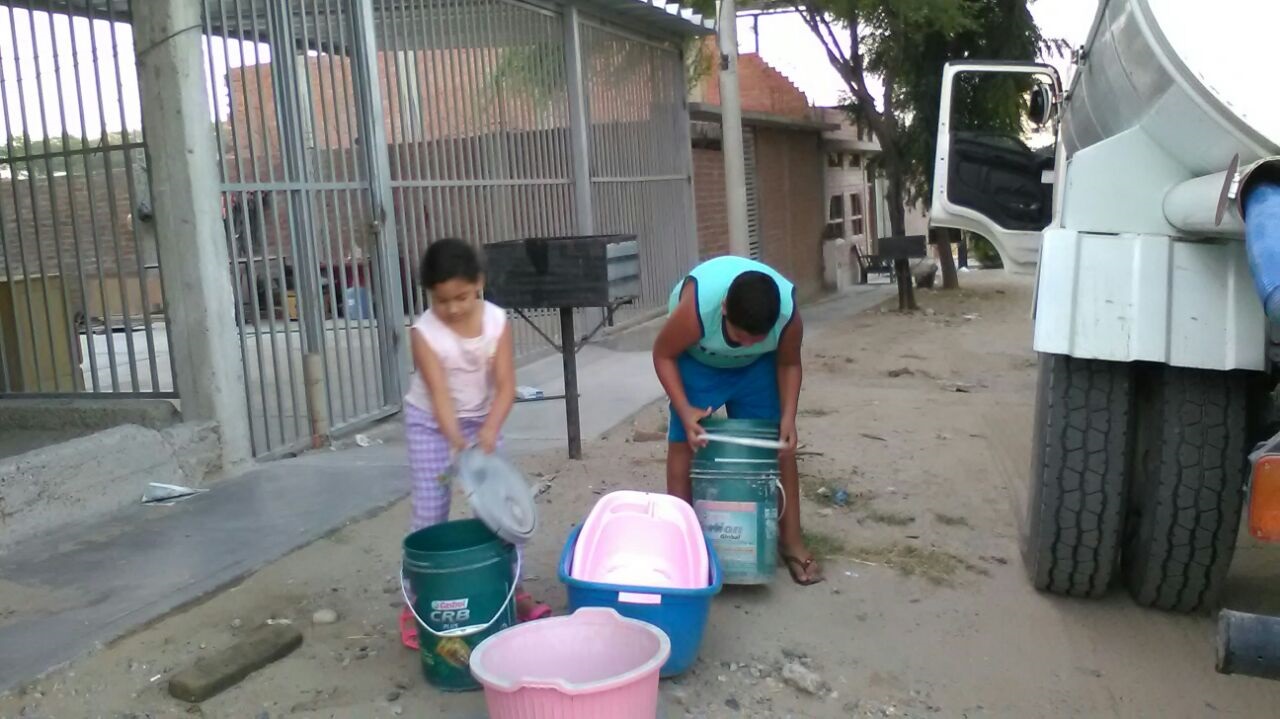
[{"left": 652, "top": 256, "right": 822, "bottom": 585}]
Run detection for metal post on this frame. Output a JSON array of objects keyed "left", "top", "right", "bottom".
[
  {"left": 563, "top": 6, "right": 594, "bottom": 235},
  {"left": 351, "top": 0, "right": 409, "bottom": 399},
  {"left": 559, "top": 307, "right": 582, "bottom": 459},
  {"left": 134, "top": 0, "right": 252, "bottom": 468},
  {"left": 717, "top": 0, "right": 750, "bottom": 257},
  {"left": 562, "top": 8, "right": 588, "bottom": 460}
]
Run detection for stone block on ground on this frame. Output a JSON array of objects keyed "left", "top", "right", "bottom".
[{"left": 168, "top": 624, "right": 303, "bottom": 703}]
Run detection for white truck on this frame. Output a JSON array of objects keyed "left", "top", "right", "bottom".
[{"left": 929, "top": 0, "right": 1280, "bottom": 677}]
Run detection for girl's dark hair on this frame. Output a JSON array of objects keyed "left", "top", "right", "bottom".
[{"left": 420, "top": 238, "right": 482, "bottom": 288}]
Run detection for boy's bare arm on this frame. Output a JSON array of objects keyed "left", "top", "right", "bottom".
[
  {"left": 776, "top": 311, "right": 804, "bottom": 453},
  {"left": 653, "top": 282, "right": 711, "bottom": 445}
]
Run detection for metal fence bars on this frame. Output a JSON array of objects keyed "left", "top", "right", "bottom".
[
  {"left": 201, "top": 0, "right": 698, "bottom": 457},
  {"left": 0, "top": 2, "right": 172, "bottom": 397},
  {"left": 202, "top": 0, "right": 402, "bottom": 457}
]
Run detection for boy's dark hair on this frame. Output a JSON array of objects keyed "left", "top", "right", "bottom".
[
  {"left": 725, "top": 270, "right": 781, "bottom": 336},
  {"left": 420, "top": 238, "right": 482, "bottom": 288}
]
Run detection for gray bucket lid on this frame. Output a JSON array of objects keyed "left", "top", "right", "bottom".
[{"left": 453, "top": 449, "right": 538, "bottom": 545}]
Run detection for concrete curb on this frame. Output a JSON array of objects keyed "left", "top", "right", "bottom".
[{"left": 0, "top": 421, "right": 221, "bottom": 551}]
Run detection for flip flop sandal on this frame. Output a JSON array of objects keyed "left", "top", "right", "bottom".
[
  {"left": 399, "top": 606, "right": 420, "bottom": 651},
  {"left": 781, "top": 553, "right": 825, "bottom": 586},
  {"left": 516, "top": 592, "right": 552, "bottom": 622}
]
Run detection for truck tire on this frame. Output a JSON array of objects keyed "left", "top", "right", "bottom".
[
  {"left": 1024, "top": 354, "right": 1132, "bottom": 597},
  {"left": 1124, "top": 366, "right": 1249, "bottom": 613}
]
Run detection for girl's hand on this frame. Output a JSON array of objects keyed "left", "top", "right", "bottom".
[
  {"left": 477, "top": 427, "right": 499, "bottom": 454},
  {"left": 447, "top": 433, "right": 468, "bottom": 455}
]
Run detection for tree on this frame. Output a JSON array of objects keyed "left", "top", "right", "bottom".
[
  {"left": 894, "top": 0, "right": 1054, "bottom": 290},
  {"left": 689, "top": 0, "right": 1051, "bottom": 306}
]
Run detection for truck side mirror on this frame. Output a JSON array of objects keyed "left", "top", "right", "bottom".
[{"left": 1028, "top": 82, "right": 1056, "bottom": 127}]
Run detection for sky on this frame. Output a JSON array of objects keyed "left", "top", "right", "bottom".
[
  {"left": 738, "top": 0, "right": 1098, "bottom": 108},
  {"left": 0, "top": 2, "right": 1098, "bottom": 141},
  {"left": 0, "top": 7, "right": 264, "bottom": 141}
]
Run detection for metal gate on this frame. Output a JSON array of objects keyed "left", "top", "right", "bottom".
[
  {"left": 202, "top": 0, "right": 401, "bottom": 457},
  {"left": 369, "top": 0, "right": 579, "bottom": 359},
  {"left": 201, "top": 0, "right": 697, "bottom": 456},
  {"left": 582, "top": 20, "right": 697, "bottom": 316},
  {"left": 0, "top": 2, "right": 173, "bottom": 397}
]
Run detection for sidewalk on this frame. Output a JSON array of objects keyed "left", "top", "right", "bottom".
[{"left": 0, "top": 285, "right": 893, "bottom": 694}]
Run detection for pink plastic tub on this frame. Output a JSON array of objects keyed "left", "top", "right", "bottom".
[
  {"left": 470, "top": 607, "right": 670, "bottom": 719},
  {"left": 570, "top": 490, "right": 709, "bottom": 589}
]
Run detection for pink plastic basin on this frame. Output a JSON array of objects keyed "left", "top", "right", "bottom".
[
  {"left": 570, "top": 490, "right": 709, "bottom": 589},
  {"left": 470, "top": 607, "right": 670, "bottom": 719}
]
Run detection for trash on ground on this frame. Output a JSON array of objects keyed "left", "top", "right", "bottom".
[
  {"left": 312, "top": 609, "right": 338, "bottom": 625},
  {"left": 781, "top": 660, "right": 827, "bottom": 695},
  {"left": 832, "top": 489, "right": 850, "bottom": 507},
  {"left": 516, "top": 386, "right": 545, "bottom": 401},
  {"left": 141, "top": 482, "right": 210, "bottom": 505},
  {"left": 355, "top": 434, "right": 382, "bottom": 448},
  {"left": 860, "top": 432, "right": 888, "bottom": 442}
]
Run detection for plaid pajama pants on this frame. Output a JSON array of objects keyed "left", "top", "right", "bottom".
[
  {"left": 405, "top": 404, "right": 491, "bottom": 532},
  {"left": 403, "top": 404, "right": 524, "bottom": 597}
]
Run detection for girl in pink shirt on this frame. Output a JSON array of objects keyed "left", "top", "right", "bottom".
[{"left": 399, "top": 238, "right": 550, "bottom": 649}]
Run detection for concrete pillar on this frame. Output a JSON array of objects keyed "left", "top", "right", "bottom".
[
  {"left": 717, "top": 0, "right": 750, "bottom": 257},
  {"left": 133, "top": 0, "right": 253, "bottom": 469}
]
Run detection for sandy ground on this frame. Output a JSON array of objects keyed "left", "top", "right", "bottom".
[{"left": 5, "top": 272, "right": 1280, "bottom": 719}]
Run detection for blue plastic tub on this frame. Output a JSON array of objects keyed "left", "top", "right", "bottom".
[{"left": 558, "top": 524, "right": 722, "bottom": 677}]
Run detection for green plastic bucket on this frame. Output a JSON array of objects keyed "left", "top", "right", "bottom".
[
  {"left": 691, "top": 419, "right": 782, "bottom": 585},
  {"left": 401, "top": 518, "right": 518, "bottom": 692}
]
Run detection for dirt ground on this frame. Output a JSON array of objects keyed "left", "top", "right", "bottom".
[{"left": 5, "top": 272, "right": 1280, "bottom": 719}]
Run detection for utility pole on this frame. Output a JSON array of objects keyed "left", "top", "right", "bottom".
[{"left": 717, "top": 0, "right": 750, "bottom": 257}]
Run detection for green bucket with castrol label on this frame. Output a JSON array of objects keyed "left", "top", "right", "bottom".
[
  {"left": 401, "top": 518, "right": 517, "bottom": 691},
  {"left": 691, "top": 418, "right": 782, "bottom": 585}
]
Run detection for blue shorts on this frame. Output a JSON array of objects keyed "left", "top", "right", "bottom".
[{"left": 668, "top": 352, "right": 780, "bottom": 442}]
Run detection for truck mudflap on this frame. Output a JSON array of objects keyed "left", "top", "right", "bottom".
[
  {"left": 1246, "top": 432, "right": 1280, "bottom": 542},
  {"left": 1215, "top": 434, "right": 1280, "bottom": 680}
]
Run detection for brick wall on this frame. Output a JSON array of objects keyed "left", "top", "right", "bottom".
[
  {"left": 0, "top": 167, "right": 148, "bottom": 314},
  {"left": 692, "top": 148, "right": 729, "bottom": 259},
  {"left": 754, "top": 128, "right": 824, "bottom": 300},
  {"left": 691, "top": 129, "right": 824, "bottom": 301},
  {"left": 696, "top": 42, "right": 811, "bottom": 119}
]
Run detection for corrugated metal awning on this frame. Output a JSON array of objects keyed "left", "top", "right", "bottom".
[{"left": 576, "top": 0, "right": 714, "bottom": 35}]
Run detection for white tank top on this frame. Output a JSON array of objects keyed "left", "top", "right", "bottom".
[{"left": 404, "top": 301, "right": 507, "bottom": 421}]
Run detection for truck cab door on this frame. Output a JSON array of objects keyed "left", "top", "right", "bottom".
[{"left": 930, "top": 62, "right": 1062, "bottom": 274}]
